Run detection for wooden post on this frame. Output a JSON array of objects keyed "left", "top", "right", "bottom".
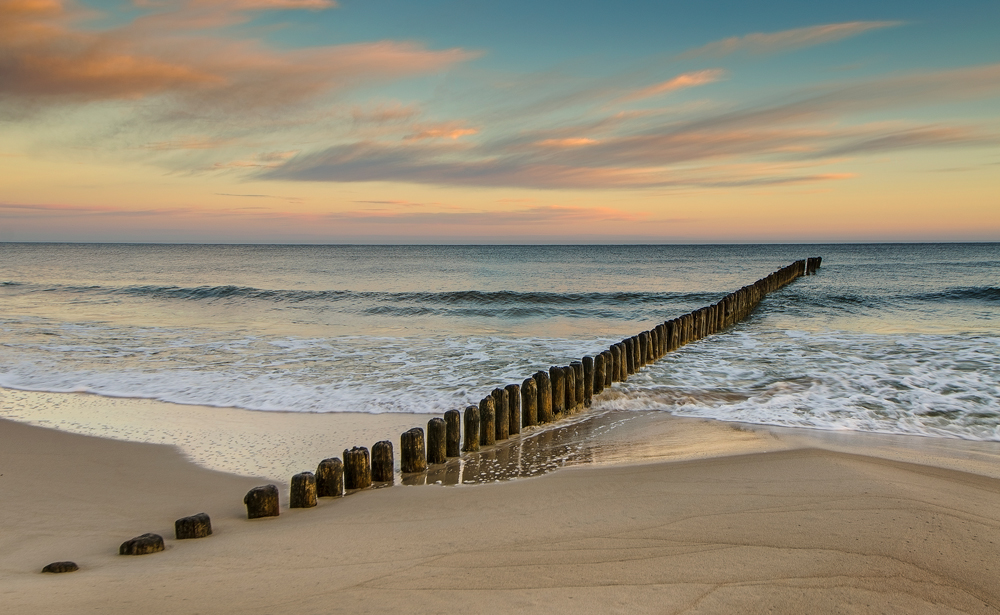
[
  {"left": 491, "top": 387, "right": 509, "bottom": 441},
  {"left": 564, "top": 365, "right": 577, "bottom": 413},
  {"left": 371, "top": 440, "right": 394, "bottom": 482},
  {"left": 645, "top": 332, "right": 654, "bottom": 363},
  {"left": 505, "top": 383, "right": 521, "bottom": 435},
  {"left": 401, "top": 427, "right": 427, "bottom": 473},
  {"left": 612, "top": 344, "right": 625, "bottom": 381},
  {"left": 638, "top": 332, "right": 648, "bottom": 366},
  {"left": 479, "top": 397, "right": 496, "bottom": 446},
  {"left": 604, "top": 350, "right": 614, "bottom": 387},
  {"left": 343, "top": 447, "right": 371, "bottom": 490},
  {"left": 316, "top": 458, "right": 344, "bottom": 497},
  {"left": 549, "top": 366, "right": 565, "bottom": 416},
  {"left": 427, "top": 417, "right": 447, "bottom": 465},
  {"left": 462, "top": 405, "right": 480, "bottom": 452},
  {"left": 631, "top": 336, "right": 641, "bottom": 372},
  {"left": 583, "top": 355, "right": 594, "bottom": 406},
  {"left": 444, "top": 410, "right": 461, "bottom": 457},
  {"left": 534, "top": 371, "right": 553, "bottom": 423},
  {"left": 290, "top": 472, "right": 317, "bottom": 508},
  {"left": 244, "top": 485, "right": 279, "bottom": 519},
  {"left": 175, "top": 513, "right": 212, "bottom": 540},
  {"left": 521, "top": 377, "right": 538, "bottom": 427}
]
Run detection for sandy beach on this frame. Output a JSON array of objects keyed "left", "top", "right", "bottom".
[{"left": 3, "top": 394, "right": 999, "bottom": 614}]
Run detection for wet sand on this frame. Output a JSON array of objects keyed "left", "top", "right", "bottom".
[{"left": 2, "top": 391, "right": 1000, "bottom": 613}]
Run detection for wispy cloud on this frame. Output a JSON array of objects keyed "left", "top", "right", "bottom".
[
  {"left": 678, "top": 21, "right": 903, "bottom": 59},
  {"left": 616, "top": 69, "right": 726, "bottom": 104}
]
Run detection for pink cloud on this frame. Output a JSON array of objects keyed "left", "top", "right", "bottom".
[{"left": 617, "top": 69, "right": 726, "bottom": 104}]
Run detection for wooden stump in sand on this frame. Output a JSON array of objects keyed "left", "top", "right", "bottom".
[
  {"left": 401, "top": 428, "right": 427, "bottom": 473},
  {"left": 534, "top": 371, "right": 552, "bottom": 424},
  {"left": 119, "top": 533, "right": 164, "bottom": 555},
  {"left": 175, "top": 512, "right": 212, "bottom": 540},
  {"left": 462, "top": 405, "right": 480, "bottom": 452},
  {"left": 564, "top": 365, "right": 577, "bottom": 413},
  {"left": 444, "top": 410, "right": 461, "bottom": 457},
  {"left": 491, "top": 387, "right": 509, "bottom": 441},
  {"left": 521, "top": 377, "right": 538, "bottom": 427},
  {"left": 290, "top": 472, "right": 317, "bottom": 508},
  {"left": 571, "top": 361, "right": 584, "bottom": 410},
  {"left": 505, "top": 383, "right": 521, "bottom": 435},
  {"left": 583, "top": 355, "right": 594, "bottom": 406},
  {"left": 244, "top": 484, "right": 279, "bottom": 519},
  {"left": 42, "top": 562, "right": 78, "bottom": 573},
  {"left": 549, "top": 366, "right": 565, "bottom": 416},
  {"left": 479, "top": 397, "right": 496, "bottom": 446},
  {"left": 343, "top": 447, "right": 371, "bottom": 490},
  {"left": 593, "top": 353, "right": 605, "bottom": 395},
  {"left": 427, "top": 417, "right": 447, "bottom": 464},
  {"left": 316, "top": 458, "right": 344, "bottom": 497},
  {"left": 372, "top": 440, "right": 394, "bottom": 483}
]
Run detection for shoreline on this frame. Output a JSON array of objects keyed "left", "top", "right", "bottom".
[{"left": 2, "top": 411, "right": 999, "bottom": 613}]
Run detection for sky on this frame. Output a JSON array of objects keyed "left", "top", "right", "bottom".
[{"left": 1, "top": 0, "right": 998, "bottom": 243}]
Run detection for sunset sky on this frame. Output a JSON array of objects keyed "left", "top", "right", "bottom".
[{"left": 2, "top": 0, "right": 998, "bottom": 243}]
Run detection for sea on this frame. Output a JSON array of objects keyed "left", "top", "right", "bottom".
[{"left": 1, "top": 243, "right": 998, "bottom": 443}]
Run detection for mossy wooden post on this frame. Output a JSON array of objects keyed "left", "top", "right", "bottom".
[
  {"left": 549, "top": 366, "right": 565, "bottom": 416},
  {"left": 372, "top": 440, "right": 394, "bottom": 482},
  {"left": 175, "top": 513, "right": 212, "bottom": 540},
  {"left": 638, "top": 332, "right": 648, "bottom": 367},
  {"left": 612, "top": 344, "right": 624, "bottom": 382},
  {"left": 401, "top": 427, "right": 427, "bottom": 473},
  {"left": 343, "top": 447, "right": 371, "bottom": 490},
  {"left": 444, "top": 410, "right": 461, "bottom": 457},
  {"left": 462, "top": 405, "right": 480, "bottom": 452},
  {"left": 491, "top": 387, "right": 509, "bottom": 441},
  {"left": 631, "top": 336, "right": 641, "bottom": 372},
  {"left": 644, "top": 331, "right": 653, "bottom": 364},
  {"left": 427, "top": 417, "right": 447, "bottom": 465},
  {"left": 290, "top": 472, "right": 317, "bottom": 508},
  {"left": 572, "top": 361, "right": 585, "bottom": 409},
  {"left": 534, "top": 370, "right": 553, "bottom": 423},
  {"left": 564, "top": 365, "right": 577, "bottom": 413},
  {"left": 505, "top": 383, "right": 521, "bottom": 435},
  {"left": 602, "top": 350, "right": 613, "bottom": 388},
  {"left": 521, "top": 377, "right": 538, "bottom": 427},
  {"left": 479, "top": 396, "right": 496, "bottom": 446},
  {"left": 244, "top": 485, "right": 279, "bottom": 519},
  {"left": 583, "top": 356, "right": 594, "bottom": 406},
  {"left": 316, "top": 458, "right": 344, "bottom": 497}
]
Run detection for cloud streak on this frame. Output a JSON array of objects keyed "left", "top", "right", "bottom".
[{"left": 678, "top": 21, "right": 903, "bottom": 59}]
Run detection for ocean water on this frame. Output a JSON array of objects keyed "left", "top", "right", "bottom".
[{"left": 1, "top": 243, "right": 997, "bottom": 441}]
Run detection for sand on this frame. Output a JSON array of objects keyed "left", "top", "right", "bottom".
[{"left": 3, "top": 405, "right": 1000, "bottom": 615}]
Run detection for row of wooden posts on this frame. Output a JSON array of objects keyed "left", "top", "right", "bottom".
[{"left": 243, "top": 257, "right": 822, "bottom": 518}]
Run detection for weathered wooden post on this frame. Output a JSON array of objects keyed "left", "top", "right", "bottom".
[
  {"left": 564, "top": 365, "right": 577, "bottom": 413},
  {"left": 427, "top": 417, "right": 447, "bottom": 465},
  {"left": 612, "top": 344, "right": 625, "bottom": 381},
  {"left": 290, "top": 472, "right": 317, "bottom": 508},
  {"left": 549, "top": 366, "right": 565, "bottom": 416},
  {"left": 479, "top": 396, "right": 496, "bottom": 446},
  {"left": 316, "top": 458, "right": 344, "bottom": 497},
  {"left": 444, "top": 410, "right": 461, "bottom": 457},
  {"left": 638, "top": 332, "right": 648, "bottom": 367},
  {"left": 645, "top": 332, "right": 654, "bottom": 363},
  {"left": 593, "top": 353, "right": 604, "bottom": 395},
  {"left": 604, "top": 350, "right": 614, "bottom": 387},
  {"left": 583, "top": 356, "right": 594, "bottom": 406},
  {"left": 343, "top": 447, "right": 371, "bottom": 490},
  {"left": 521, "top": 377, "right": 538, "bottom": 427},
  {"left": 491, "top": 387, "right": 509, "bottom": 441},
  {"left": 244, "top": 484, "right": 279, "bottom": 519},
  {"left": 505, "top": 383, "right": 521, "bottom": 435},
  {"left": 372, "top": 440, "right": 394, "bottom": 482},
  {"left": 534, "top": 370, "right": 552, "bottom": 423},
  {"left": 462, "top": 405, "right": 480, "bottom": 452},
  {"left": 119, "top": 533, "right": 165, "bottom": 555},
  {"left": 401, "top": 427, "right": 427, "bottom": 473},
  {"left": 175, "top": 513, "right": 212, "bottom": 540}
]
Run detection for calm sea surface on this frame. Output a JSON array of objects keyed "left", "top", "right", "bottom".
[{"left": 1, "top": 244, "right": 997, "bottom": 440}]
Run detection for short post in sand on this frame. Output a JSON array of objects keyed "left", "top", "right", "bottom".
[
  {"left": 244, "top": 484, "right": 280, "bottom": 519},
  {"left": 371, "top": 440, "right": 394, "bottom": 483},
  {"left": 521, "top": 377, "right": 537, "bottom": 427},
  {"left": 462, "top": 405, "right": 480, "bottom": 452},
  {"left": 564, "top": 365, "right": 577, "bottom": 413},
  {"left": 583, "top": 355, "right": 594, "bottom": 406},
  {"left": 534, "top": 371, "right": 552, "bottom": 423},
  {"left": 427, "top": 417, "right": 447, "bottom": 465},
  {"left": 401, "top": 427, "right": 427, "bottom": 473},
  {"left": 444, "top": 410, "right": 461, "bottom": 457},
  {"left": 343, "top": 447, "right": 372, "bottom": 490},
  {"left": 491, "top": 387, "right": 509, "bottom": 441},
  {"left": 549, "top": 366, "right": 565, "bottom": 416},
  {"left": 479, "top": 396, "right": 496, "bottom": 446},
  {"left": 505, "top": 383, "right": 521, "bottom": 435},
  {"left": 175, "top": 513, "right": 212, "bottom": 539},
  {"left": 316, "top": 458, "right": 344, "bottom": 497},
  {"left": 290, "top": 472, "right": 317, "bottom": 508}
]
